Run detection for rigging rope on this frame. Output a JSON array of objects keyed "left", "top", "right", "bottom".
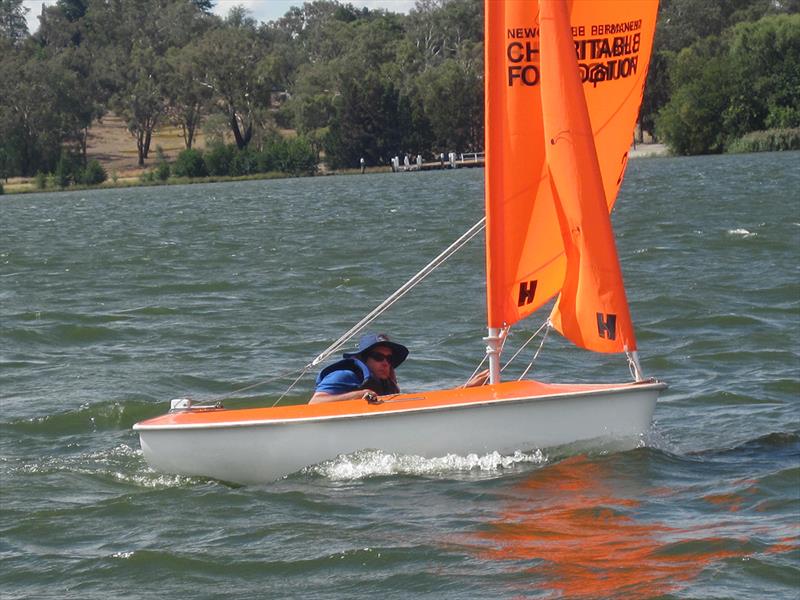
[
  {"left": 518, "top": 321, "right": 552, "bottom": 380},
  {"left": 308, "top": 217, "right": 486, "bottom": 368},
  {"left": 193, "top": 365, "right": 309, "bottom": 406},
  {"left": 500, "top": 320, "right": 549, "bottom": 373},
  {"left": 191, "top": 218, "right": 486, "bottom": 406}
]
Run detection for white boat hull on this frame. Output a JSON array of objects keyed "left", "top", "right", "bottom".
[{"left": 135, "top": 381, "right": 664, "bottom": 484}]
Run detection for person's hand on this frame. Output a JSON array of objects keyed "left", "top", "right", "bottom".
[
  {"left": 466, "top": 369, "right": 490, "bottom": 387},
  {"left": 363, "top": 390, "right": 381, "bottom": 404}
]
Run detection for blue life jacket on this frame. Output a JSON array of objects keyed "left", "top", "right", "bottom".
[{"left": 315, "top": 358, "right": 399, "bottom": 395}]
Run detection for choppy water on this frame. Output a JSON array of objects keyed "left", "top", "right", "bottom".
[{"left": 2, "top": 152, "right": 798, "bottom": 599}]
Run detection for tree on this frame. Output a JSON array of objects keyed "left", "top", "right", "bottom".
[
  {"left": 324, "top": 74, "right": 406, "bottom": 168},
  {"left": 193, "top": 25, "right": 274, "bottom": 149},
  {"left": 0, "top": 49, "right": 89, "bottom": 175},
  {"left": 417, "top": 57, "right": 482, "bottom": 151},
  {"left": 111, "top": 45, "right": 169, "bottom": 166},
  {"left": 656, "top": 38, "right": 733, "bottom": 154},
  {"left": 641, "top": 0, "right": 798, "bottom": 133},
  {"left": 165, "top": 43, "right": 214, "bottom": 149},
  {"left": 400, "top": 0, "right": 483, "bottom": 73},
  {"left": 724, "top": 14, "right": 800, "bottom": 133},
  {"left": 640, "top": 50, "right": 673, "bottom": 139},
  {"left": 656, "top": 13, "right": 800, "bottom": 154},
  {"left": 0, "top": 0, "right": 28, "bottom": 45},
  {"left": 191, "top": 0, "right": 214, "bottom": 14}
]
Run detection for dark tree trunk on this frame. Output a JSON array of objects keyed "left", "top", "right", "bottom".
[
  {"left": 230, "top": 112, "right": 246, "bottom": 149},
  {"left": 136, "top": 129, "right": 146, "bottom": 166}
]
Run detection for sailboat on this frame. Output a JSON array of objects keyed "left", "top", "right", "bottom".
[{"left": 134, "top": 0, "right": 665, "bottom": 485}]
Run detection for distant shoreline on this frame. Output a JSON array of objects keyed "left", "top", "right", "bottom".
[
  {"left": 2, "top": 143, "right": 670, "bottom": 196},
  {"left": 629, "top": 143, "right": 668, "bottom": 158}
]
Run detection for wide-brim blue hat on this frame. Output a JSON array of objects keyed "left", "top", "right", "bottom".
[{"left": 343, "top": 333, "right": 409, "bottom": 368}]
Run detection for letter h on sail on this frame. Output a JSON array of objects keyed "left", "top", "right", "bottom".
[
  {"left": 596, "top": 312, "right": 617, "bottom": 340},
  {"left": 518, "top": 280, "right": 538, "bottom": 306}
]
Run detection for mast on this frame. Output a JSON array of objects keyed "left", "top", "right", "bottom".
[
  {"left": 486, "top": 328, "right": 502, "bottom": 384},
  {"left": 483, "top": 0, "right": 507, "bottom": 384}
]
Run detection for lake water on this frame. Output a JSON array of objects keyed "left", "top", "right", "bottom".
[{"left": 2, "top": 152, "right": 798, "bottom": 598}]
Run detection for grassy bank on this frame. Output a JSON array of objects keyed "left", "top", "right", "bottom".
[
  {"left": 727, "top": 128, "right": 800, "bottom": 154},
  {"left": 0, "top": 167, "right": 397, "bottom": 196}
]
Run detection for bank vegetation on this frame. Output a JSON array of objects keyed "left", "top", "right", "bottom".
[{"left": 1, "top": 0, "right": 798, "bottom": 194}]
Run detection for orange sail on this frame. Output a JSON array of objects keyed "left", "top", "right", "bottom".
[{"left": 484, "top": 0, "right": 658, "bottom": 353}]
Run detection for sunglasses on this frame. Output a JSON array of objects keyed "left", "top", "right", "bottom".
[{"left": 367, "top": 351, "right": 393, "bottom": 364}]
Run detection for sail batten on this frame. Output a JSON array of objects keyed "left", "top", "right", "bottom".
[{"left": 483, "top": 0, "right": 658, "bottom": 354}]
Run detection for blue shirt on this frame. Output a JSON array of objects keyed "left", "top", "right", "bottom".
[{"left": 315, "top": 358, "right": 370, "bottom": 395}]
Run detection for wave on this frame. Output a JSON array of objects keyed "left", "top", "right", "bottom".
[
  {"left": 4, "top": 323, "right": 130, "bottom": 345},
  {"left": 693, "top": 430, "right": 800, "bottom": 458},
  {"left": 7, "top": 443, "right": 198, "bottom": 489},
  {"left": 2, "top": 399, "right": 160, "bottom": 435}
]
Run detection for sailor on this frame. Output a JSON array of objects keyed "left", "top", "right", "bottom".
[
  {"left": 310, "top": 333, "right": 407, "bottom": 404},
  {"left": 309, "top": 332, "right": 488, "bottom": 404}
]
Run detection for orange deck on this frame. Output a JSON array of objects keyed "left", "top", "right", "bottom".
[{"left": 135, "top": 380, "right": 641, "bottom": 429}]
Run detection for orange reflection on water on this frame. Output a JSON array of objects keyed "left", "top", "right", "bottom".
[{"left": 471, "top": 456, "right": 755, "bottom": 599}]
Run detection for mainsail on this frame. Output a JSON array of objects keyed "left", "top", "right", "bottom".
[{"left": 484, "top": 0, "right": 658, "bottom": 354}]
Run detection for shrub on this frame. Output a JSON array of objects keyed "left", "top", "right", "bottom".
[
  {"left": 54, "top": 157, "right": 71, "bottom": 188},
  {"left": 35, "top": 171, "right": 47, "bottom": 189},
  {"left": 172, "top": 148, "right": 207, "bottom": 178},
  {"left": 727, "top": 128, "right": 800, "bottom": 153},
  {"left": 230, "top": 147, "right": 258, "bottom": 176},
  {"left": 257, "top": 141, "right": 283, "bottom": 173},
  {"left": 155, "top": 160, "right": 171, "bottom": 181},
  {"left": 82, "top": 160, "right": 107, "bottom": 185},
  {"left": 258, "top": 137, "right": 317, "bottom": 175},
  {"left": 204, "top": 144, "right": 235, "bottom": 176},
  {"left": 0, "top": 180, "right": 3, "bottom": 195},
  {"left": 284, "top": 137, "right": 317, "bottom": 175}
]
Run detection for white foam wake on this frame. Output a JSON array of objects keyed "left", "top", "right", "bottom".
[
  {"left": 727, "top": 228, "right": 756, "bottom": 238},
  {"left": 305, "top": 449, "right": 547, "bottom": 480}
]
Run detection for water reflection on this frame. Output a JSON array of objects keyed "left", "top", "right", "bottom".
[{"left": 469, "top": 455, "right": 759, "bottom": 599}]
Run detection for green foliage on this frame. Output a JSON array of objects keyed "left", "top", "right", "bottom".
[
  {"left": 172, "top": 148, "right": 207, "bottom": 178},
  {"left": 2, "top": 0, "right": 798, "bottom": 180},
  {"left": 416, "top": 58, "right": 483, "bottom": 151},
  {"left": 204, "top": 144, "right": 235, "bottom": 176},
  {"left": 155, "top": 160, "right": 170, "bottom": 181},
  {"left": 280, "top": 137, "right": 317, "bottom": 175},
  {"left": 0, "top": 0, "right": 29, "bottom": 44},
  {"left": 656, "top": 51, "right": 733, "bottom": 154},
  {"left": 190, "top": 25, "right": 272, "bottom": 149},
  {"left": 0, "top": 180, "right": 3, "bottom": 194},
  {"left": 53, "top": 155, "right": 73, "bottom": 188},
  {"left": 34, "top": 171, "right": 47, "bottom": 189},
  {"left": 197, "top": 139, "right": 316, "bottom": 177},
  {"left": 229, "top": 147, "right": 259, "bottom": 176},
  {"left": 657, "top": 13, "right": 800, "bottom": 155},
  {"left": 725, "top": 14, "right": 800, "bottom": 133},
  {"left": 324, "top": 75, "right": 406, "bottom": 169},
  {"left": 726, "top": 127, "right": 800, "bottom": 152},
  {"left": 641, "top": 0, "right": 797, "bottom": 141},
  {"left": 82, "top": 159, "right": 107, "bottom": 185}
]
